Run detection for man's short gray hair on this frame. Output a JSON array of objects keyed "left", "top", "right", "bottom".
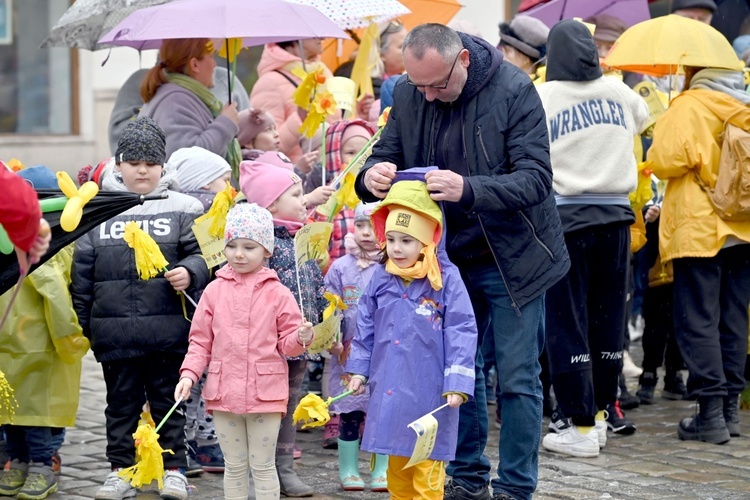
[{"left": 403, "top": 23, "right": 464, "bottom": 63}]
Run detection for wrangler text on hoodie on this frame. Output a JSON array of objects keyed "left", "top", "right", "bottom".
[{"left": 548, "top": 99, "right": 628, "bottom": 143}]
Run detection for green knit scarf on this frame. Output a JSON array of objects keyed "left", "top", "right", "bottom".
[{"left": 167, "top": 72, "right": 242, "bottom": 179}]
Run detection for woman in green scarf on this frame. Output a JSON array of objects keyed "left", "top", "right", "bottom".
[{"left": 140, "top": 38, "right": 243, "bottom": 180}]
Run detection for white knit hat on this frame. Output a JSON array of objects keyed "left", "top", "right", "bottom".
[{"left": 169, "top": 147, "right": 231, "bottom": 191}]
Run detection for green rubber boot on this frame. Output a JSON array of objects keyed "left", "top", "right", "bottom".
[
  {"left": 338, "top": 439, "right": 364, "bottom": 491},
  {"left": 370, "top": 453, "right": 388, "bottom": 492}
]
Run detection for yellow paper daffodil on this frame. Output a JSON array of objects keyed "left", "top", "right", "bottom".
[
  {"left": 377, "top": 107, "right": 391, "bottom": 128},
  {"left": 293, "top": 393, "right": 330, "bottom": 429},
  {"left": 629, "top": 162, "right": 654, "bottom": 211},
  {"left": 123, "top": 222, "right": 170, "bottom": 279},
  {"left": 5, "top": 158, "right": 24, "bottom": 172},
  {"left": 299, "top": 91, "right": 337, "bottom": 139},
  {"left": 334, "top": 172, "right": 361, "bottom": 212},
  {"left": 217, "top": 38, "right": 243, "bottom": 63},
  {"left": 194, "top": 181, "right": 236, "bottom": 240},
  {"left": 118, "top": 424, "right": 174, "bottom": 489},
  {"left": 322, "top": 291, "right": 347, "bottom": 321},
  {"left": 291, "top": 66, "right": 326, "bottom": 109},
  {"left": 205, "top": 40, "right": 214, "bottom": 54}
]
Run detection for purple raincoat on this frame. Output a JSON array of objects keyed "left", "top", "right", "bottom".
[
  {"left": 324, "top": 253, "right": 377, "bottom": 414},
  {"left": 347, "top": 256, "right": 477, "bottom": 461}
]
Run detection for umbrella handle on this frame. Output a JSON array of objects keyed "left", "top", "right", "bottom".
[
  {"left": 326, "top": 389, "right": 355, "bottom": 406},
  {"left": 154, "top": 396, "right": 183, "bottom": 433}
]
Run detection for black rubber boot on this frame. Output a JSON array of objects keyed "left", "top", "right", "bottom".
[
  {"left": 636, "top": 372, "right": 657, "bottom": 405},
  {"left": 724, "top": 394, "right": 741, "bottom": 437},
  {"left": 678, "top": 396, "right": 731, "bottom": 444}
]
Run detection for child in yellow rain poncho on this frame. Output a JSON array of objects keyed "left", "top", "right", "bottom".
[{"left": 0, "top": 167, "right": 90, "bottom": 500}]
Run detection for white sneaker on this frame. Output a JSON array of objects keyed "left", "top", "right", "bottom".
[
  {"left": 628, "top": 315, "right": 644, "bottom": 342},
  {"left": 160, "top": 470, "right": 188, "bottom": 500},
  {"left": 595, "top": 418, "right": 607, "bottom": 449},
  {"left": 622, "top": 351, "right": 643, "bottom": 379},
  {"left": 95, "top": 471, "right": 136, "bottom": 500},
  {"left": 542, "top": 426, "right": 599, "bottom": 458}
]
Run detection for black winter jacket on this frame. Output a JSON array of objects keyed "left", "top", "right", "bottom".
[
  {"left": 71, "top": 182, "right": 210, "bottom": 362},
  {"left": 356, "top": 34, "right": 569, "bottom": 310}
]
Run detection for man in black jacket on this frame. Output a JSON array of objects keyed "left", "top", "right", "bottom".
[{"left": 355, "top": 23, "right": 569, "bottom": 500}]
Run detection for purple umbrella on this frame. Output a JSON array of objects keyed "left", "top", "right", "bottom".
[
  {"left": 521, "top": 0, "right": 651, "bottom": 29},
  {"left": 98, "top": 0, "right": 349, "bottom": 50}
]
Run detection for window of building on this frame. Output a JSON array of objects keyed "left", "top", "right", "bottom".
[{"left": 0, "top": 0, "right": 76, "bottom": 135}]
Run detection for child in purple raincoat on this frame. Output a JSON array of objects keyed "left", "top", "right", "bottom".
[
  {"left": 324, "top": 202, "right": 387, "bottom": 492},
  {"left": 347, "top": 175, "right": 477, "bottom": 499}
]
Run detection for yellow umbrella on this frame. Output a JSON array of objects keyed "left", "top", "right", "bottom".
[{"left": 604, "top": 15, "right": 744, "bottom": 77}]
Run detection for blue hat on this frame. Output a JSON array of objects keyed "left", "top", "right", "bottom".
[{"left": 18, "top": 166, "right": 58, "bottom": 189}]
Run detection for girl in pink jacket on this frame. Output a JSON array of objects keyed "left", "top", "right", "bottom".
[{"left": 175, "top": 202, "right": 314, "bottom": 500}]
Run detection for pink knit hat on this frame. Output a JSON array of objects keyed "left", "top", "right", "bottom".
[
  {"left": 341, "top": 124, "right": 372, "bottom": 148},
  {"left": 254, "top": 151, "right": 294, "bottom": 171},
  {"left": 237, "top": 108, "right": 275, "bottom": 147},
  {"left": 240, "top": 159, "right": 302, "bottom": 209}
]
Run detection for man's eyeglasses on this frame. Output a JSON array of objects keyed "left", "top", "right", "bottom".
[{"left": 406, "top": 51, "right": 462, "bottom": 90}]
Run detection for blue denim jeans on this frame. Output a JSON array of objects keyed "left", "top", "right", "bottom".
[
  {"left": 447, "top": 264, "right": 545, "bottom": 500},
  {"left": 4, "top": 426, "right": 55, "bottom": 466}
]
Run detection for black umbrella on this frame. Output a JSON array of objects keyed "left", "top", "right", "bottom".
[{"left": 0, "top": 189, "right": 167, "bottom": 295}]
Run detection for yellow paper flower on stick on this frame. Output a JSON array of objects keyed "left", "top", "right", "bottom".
[
  {"left": 322, "top": 291, "right": 347, "bottom": 321},
  {"left": 334, "top": 172, "right": 361, "bottom": 212},
  {"left": 629, "top": 162, "right": 654, "bottom": 211},
  {"left": 123, "top": 222, "right": 169, "bottom": 279},
  {"left": 217, "top": 38, "right": 243, "bottom": 63},
  {"left": 377, "top": 107, "right": 391, "bottom": 128},
  {"left": 291, "top": 67, "right": 326, "bottom": 109},
  {"left": 299, "top": 91, "right": 337, "bottom": 139},
  {"left": 118, "top": 424, "right": 174, "bottom": 489},
  {"left": 293, "top": 389, "right": 355, "bottom": 429},
  {"left": 194, "top": 181, "right": 236, "bottom": 240}
]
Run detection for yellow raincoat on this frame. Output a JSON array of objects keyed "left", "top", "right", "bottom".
[
  {"left": 647, "top": 89, "right": 750, "bottom": 262},
  {"left": 0, "top": 246, "right": 90, "bottom": 427}
]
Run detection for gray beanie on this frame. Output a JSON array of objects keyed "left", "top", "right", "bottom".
[
  {"left": 170, "top": 146, "right": 232, "bottom": 191},
  {"left": 671, "top": 0, "right": 717, "bottom": 13},
  {"left": 115, "top": 116, "right": 166, "bottom": 165},
  {"left": 498, "top": 15, "right": 550, "bottom": 60}
]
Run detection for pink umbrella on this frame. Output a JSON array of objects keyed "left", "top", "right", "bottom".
[
  {"left": 98, "top": 0, "right": 349, "bottom": 50},
  {"left": 520, "top": 0, "right": 651, "bottom": 29}
]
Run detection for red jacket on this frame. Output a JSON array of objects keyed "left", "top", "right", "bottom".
[{"left": 0, "top": 166, "right": 41, "bottom": 252}]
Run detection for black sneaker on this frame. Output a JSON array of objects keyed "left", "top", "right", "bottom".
[
  {"left": 619, "top": 388, "right": 641, "bottom": 410},
  {"left": 663, "top": 372, "right": 688, "bottom": 400},
  {"left": 443, "top": 479, "right": 491, "bottom": 500},
  {"left": 605, "top": 401, "right": 637, "bottom": 435},
  {"left": 636, "top": 372, "right": 657, "bottom": 405},
  {"left": 547, "top": 407, "right": 571, "bottom": 433}
]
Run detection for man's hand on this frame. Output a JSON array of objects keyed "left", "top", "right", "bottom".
[
  {"left": 165, "top": 267, "right": 191, "bottom": 291},
  {"left": 364, "top": 162, "right": 397, "bottom": 198},
  {"left": 425, "top": 170, "right": 464, "bottom": 202}
]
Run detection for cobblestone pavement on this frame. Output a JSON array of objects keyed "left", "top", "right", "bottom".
[{"left": 56, "top": 345, "right": 750, "bottom": 500}]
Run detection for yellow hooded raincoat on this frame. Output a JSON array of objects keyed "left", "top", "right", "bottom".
[
  {"left": 0, "top": 246, "right": 89, "bottom": 427},
  {"left": 647, "top": 89, "right": 750, "bottom": 262}
]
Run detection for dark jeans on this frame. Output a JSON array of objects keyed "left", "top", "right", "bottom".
[
  {"left": 447, "top": 264, "right": 545, "bottom": 500},
  {"left": 4, "top": 426, "right": 54, "bottom": 466},
  {"left": 672, "top": 245, "right": 750, "bottom": 399},
  {"left": 101, "top": 352, "right": 187, "bottom": 469},
  {"left": 641, "top": 283, "right": 683, "bottom": 374},
  {"left": 546, "top": 223, "right": 630, "bottom": 426}
]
